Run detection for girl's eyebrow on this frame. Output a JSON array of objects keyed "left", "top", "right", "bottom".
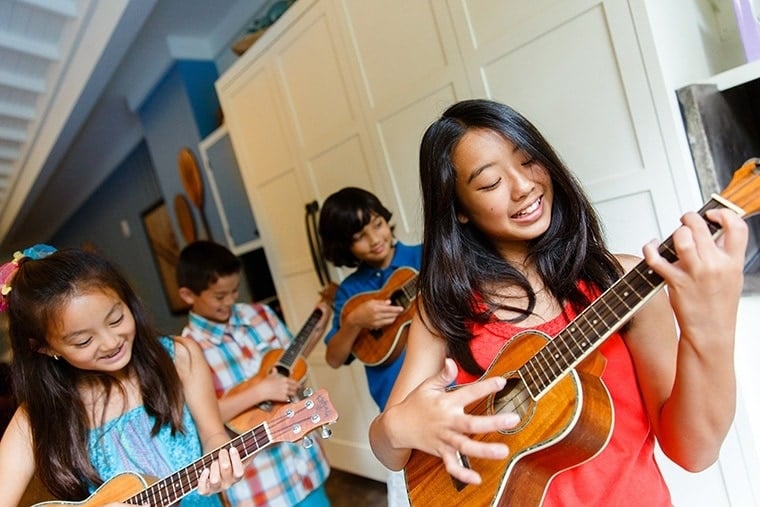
[
  {"left": 467, "top": 163, "right": 491, "bottom": 184},
  {"left": 61, "top": 302, "right": 121, "bottom": 341},
  {"left": 466, "top": 141, "right": 520, "bottom": 183}
]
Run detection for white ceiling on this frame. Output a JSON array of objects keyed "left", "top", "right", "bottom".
[{"left": 0, "top": 0, "right": 268, "bottom": 253}]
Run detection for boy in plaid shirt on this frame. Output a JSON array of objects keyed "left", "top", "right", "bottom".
[{"left": 177, "top": 240, "right": 331, "bottom": 507}]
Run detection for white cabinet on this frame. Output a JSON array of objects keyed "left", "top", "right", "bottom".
[
  {"left": 217, "top": 0, "right": 758, "bottom": 503},
  {"left": 217, "top": 0, "right": 390, "bottom": 481}
]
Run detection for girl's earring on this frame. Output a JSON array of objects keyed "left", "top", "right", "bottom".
[{"left": 52, "top": 354, "right": 60, "bottom": 361}]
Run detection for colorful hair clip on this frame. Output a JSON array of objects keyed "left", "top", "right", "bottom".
[{"left": 0, "top": 243, "right": 57, "bottom": 311}]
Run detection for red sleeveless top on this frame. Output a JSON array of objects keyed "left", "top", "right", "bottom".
[{"left": 455, "top": 287, "right": 672, "bottom": 506}]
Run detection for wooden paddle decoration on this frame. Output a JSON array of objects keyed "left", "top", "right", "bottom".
[
  {"left": 173, "top": 193, "right": 197, "bottom": 243},
  {"left": 178, "top": 147, "right": 212, "bottom": 240}
]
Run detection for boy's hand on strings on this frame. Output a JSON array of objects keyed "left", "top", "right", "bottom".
[
  {"left": 388, "top": 358, "right": 520, "bottom": 485},
  {"left": 256, "top": 369, "right": 300, "bottom": 402},
  {"left": 197, "top": 447, "right": 245, "bottom": 496},
  {"left": 347, "top": 299, "right": 404, "bottom": 330},
  {"left": 245, "top": 368, "right": 301, "bottom": 403}
]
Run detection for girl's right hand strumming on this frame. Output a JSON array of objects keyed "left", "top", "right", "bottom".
[{"left": 383, "top": 358, "right": 520, "bottom": 485}]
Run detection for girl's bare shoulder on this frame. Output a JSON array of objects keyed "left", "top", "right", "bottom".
[{"left": 613, "top": 252, "right": 642, "bottom": 272}]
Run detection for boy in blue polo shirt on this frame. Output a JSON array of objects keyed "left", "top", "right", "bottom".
[{"left": 318, "top": 187, "right": 421, "bottom": 507}]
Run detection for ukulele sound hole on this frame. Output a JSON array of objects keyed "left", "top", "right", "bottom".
[
  {"left": 491, "top": 376, "right": 533, "bottom": 433},
  {"left": 257, "top": 401, "right": 274, "bottom": 412},
  {"left": 390, "top": 289, "right": 411, "bottom": 309}
]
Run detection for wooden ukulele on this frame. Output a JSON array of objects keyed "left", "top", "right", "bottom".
[
  {"left": 404, "top": 158, "right": 760, "bottom": 507},
  {"left": 341, "top": 267, "right": 418, "bottom": 366},
  {"left": 34, "top": 389, "right": 338, "bottom": 506},
  {"left": 223, "top": 284, "right": 337, "bottom": 434}
]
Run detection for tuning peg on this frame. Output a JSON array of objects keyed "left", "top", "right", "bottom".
[
  {"left": 303, "top": 436, "right": 313, "bottom": 448},
  {"left": 302, "top": 387, "right": 314, "bottom": 398},
  {"left": 320, "top": 426, "right": 332, "bottom": 439}
]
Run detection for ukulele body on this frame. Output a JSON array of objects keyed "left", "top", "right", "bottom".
[{"left": 405, "top": 330, "right": 613, "bottom": 506}]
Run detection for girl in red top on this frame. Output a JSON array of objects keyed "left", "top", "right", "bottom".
[{"left": 368, "top": 99, "right": 748, "bottom": 505}]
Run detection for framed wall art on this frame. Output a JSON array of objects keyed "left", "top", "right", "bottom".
[{"left": 141, "top": 200, "right": 190, "bottom": 314}]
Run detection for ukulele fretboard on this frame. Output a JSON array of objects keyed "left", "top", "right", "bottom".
[
  {"left": 279, "top": 308, "right": 323, "bottom": 367},
  {"left": 126, "top": 423, "right": 272, "bottom": 505},
  {"left": 520, "top": 198, "right": 727, "bottom": 399}
]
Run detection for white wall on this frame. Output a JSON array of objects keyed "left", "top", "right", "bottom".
[
  {"left": 644, "top": 0, "right": 743, "bottom": 88},
  {"left": 735, "top": 296, "right": 760, "bottom": 492}
]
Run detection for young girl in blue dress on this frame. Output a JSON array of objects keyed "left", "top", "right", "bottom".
[{"left": 0, "top": 245, "right": 245, "bottom": 506}]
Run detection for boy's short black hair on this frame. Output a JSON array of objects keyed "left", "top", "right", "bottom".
[
  {"left": 176, "top": 240, "right": 241, "bottom": 294},
  {"left": 318, "top": 187, "right": 392, "bottom": 268}
]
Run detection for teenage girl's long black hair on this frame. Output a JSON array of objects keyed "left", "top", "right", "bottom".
[{"left": 418, "top": 99, "right": 622, "bottom": 376}]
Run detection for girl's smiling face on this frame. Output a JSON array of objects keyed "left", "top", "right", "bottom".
[
  {"left": 452, "top": 128, "right": 553, "bottom": 261},
  {"left": 44, "top": 287, "right": 136, "bottom": 374}
]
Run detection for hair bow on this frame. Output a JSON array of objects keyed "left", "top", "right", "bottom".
[{"left": 0, "top": 243, "right": 57, "bottom": 312}]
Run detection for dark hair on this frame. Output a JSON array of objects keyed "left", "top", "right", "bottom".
[
  {"left": 418, "top": 99, "right": 622, "bottom": 376},
  {"left": 318, "top": 187, "right": 393, "bottom": 268},
  {"left": 176, "top": 240, "right": 241, "bottom": 294},
  {"left": 6, "top": 248, "right": 186, "bottom": 500}
]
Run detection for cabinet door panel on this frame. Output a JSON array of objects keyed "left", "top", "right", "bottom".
[
  {"left": 276, "top": 13, "right": 357, "bottom": 157},
  {"left": 309, "top": 134, "right": 374, "bottom": 198},
  {"left": 375, "top": 85, "right": 459, "bottom": 241},
  {"left": 254, "top": 170, "right": 313, "bottom": 274},
  {"left": 335, "top": 0, "right": 470, "bottom": 244},
  {"left": 226, "top": 64, "right": 295, "bottom": 186},
  {"left": 339, "top": 0, "right": 450, "bottom": 110},
  {"left": 219, "top": 0, "right": 388, "bottom": 481}
]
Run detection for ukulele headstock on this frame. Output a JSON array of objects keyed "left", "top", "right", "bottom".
[
  {"left": 269, "top": 388, "right": 338, "bottom": 444},
  {"left": 719, "top": 158, "right": 760, "bottom": 217}
]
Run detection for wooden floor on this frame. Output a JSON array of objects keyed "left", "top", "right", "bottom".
[{"left": 325, "top": 468, "right": 387, "bottom": 507}]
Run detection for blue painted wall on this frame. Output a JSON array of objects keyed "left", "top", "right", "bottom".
[
  {"left": 138, "top": 61, "right": 224, "bottom": 246},
  {"left": 51, "top": 59, "right": 254, "bottom": 333},
  {"left": 51, "top": 142, "right": 188, "bottom": 334}
]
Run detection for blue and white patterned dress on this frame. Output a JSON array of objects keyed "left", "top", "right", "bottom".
[{"left": 87, "top": 336, "right": 222, "bottom": 507}]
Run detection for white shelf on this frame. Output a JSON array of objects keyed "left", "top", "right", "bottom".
[{"left": 704, "top": 59, "right": 760, "bottom": 90}]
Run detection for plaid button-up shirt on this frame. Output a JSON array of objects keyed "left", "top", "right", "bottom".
[{"left": 182, "top": 303, "right": 330, "bottom": 507}]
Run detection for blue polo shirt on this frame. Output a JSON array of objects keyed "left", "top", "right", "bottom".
[{"left": 325, "top": 241, "right": 422, "bottom": 410}]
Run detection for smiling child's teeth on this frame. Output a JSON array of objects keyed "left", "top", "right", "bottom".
[{"left": 516, "top": 198, "right": 540, "bottom": 217}]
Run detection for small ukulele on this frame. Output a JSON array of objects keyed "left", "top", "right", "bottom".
[
  {"left": 404, "top": 158, "right": 760, "bottom": 506},
  {"left": 34, "top": 389, "right": 338, "bottom": 506},
  {"left": 223, "top": 284, "right": 337, "bottom": 434},
  {"left": 341, "top": 267, "right": 418, "bottom": 366}
]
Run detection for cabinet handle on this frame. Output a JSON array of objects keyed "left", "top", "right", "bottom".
[{"left": 305, "top": 200, "right": 331, "bottom": 286}]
